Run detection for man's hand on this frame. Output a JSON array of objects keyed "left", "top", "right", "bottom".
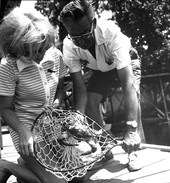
[{"left": 122, "top": 121, "right": 141, "bottom": 154}]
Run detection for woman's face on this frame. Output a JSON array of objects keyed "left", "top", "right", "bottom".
[
  {"left": 64, "top": 16, "right": 95, "bottom": 50},
  {"left": 21, "top": 49, "right": 46, "bottom": 64},
  {"left": 34, "top": 49, "right": 46, "bottom": 63},
  {"left": 32, "top": 44, "right": 50, "bottom": 63}
]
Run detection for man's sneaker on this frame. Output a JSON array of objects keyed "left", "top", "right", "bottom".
[
  {"left": 89, "top": 151, "right": 114, "bottom": 171},
  {"left": 127, "top": 151, "right": 143, "bottom": 171}
]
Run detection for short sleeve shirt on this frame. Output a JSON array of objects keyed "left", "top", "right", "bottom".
[
  {"left": 63, "top": 19, "right": 132, "bottom": 73},
  {"left": 0, "top": 46, "right": 68, "bottom": 152}
]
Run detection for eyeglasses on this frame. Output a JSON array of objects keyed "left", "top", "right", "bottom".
[{"left": 67, "top": 21, "right": 94, "bottom": 42}]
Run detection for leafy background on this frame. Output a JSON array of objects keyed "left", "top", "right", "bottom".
[
  {"left": 1, "top": 0, "right": 170, "bottom": 75},
  {"left": 34, "top": 0, "right": 170, "bottom": 75}
]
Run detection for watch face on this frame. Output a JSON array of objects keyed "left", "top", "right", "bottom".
[
  {"left": 132, "top": 122, "right": 138, "bottom": 128},
  {"left": 127, "top": 121, "right": 138, "bottom": 128}
]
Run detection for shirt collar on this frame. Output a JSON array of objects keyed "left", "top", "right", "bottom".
[
  {"left": 94, "top": 24, "right": 107, "bottom": 45},
  {"left": 16, "top": 59, "right": 36, "bottom": 72},
  {"left": 16, "top": 58, "right": 55, "bottom": 72},
  {"left": 16, "top": 48, "right": 55, "bottom": 72}
]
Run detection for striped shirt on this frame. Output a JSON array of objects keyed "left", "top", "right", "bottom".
[{"left": 0, "top": 46, "right": 68, "bottom": 152}]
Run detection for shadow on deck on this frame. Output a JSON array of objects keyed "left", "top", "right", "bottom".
[{"left": 1, "top": 131, "right": 170, "bottom": 183}]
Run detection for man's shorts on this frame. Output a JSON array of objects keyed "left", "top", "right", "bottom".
[{"left": 86, "top": 58, "right": 141, "bottom": 99}]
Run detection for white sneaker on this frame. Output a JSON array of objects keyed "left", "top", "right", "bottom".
[{"left": 128, "top": 151, "right": 143, "bottom": 171}]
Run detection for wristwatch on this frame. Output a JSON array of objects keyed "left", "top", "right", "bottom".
[{"left": 126, "top": 120, "right": 138, "bottom": 128}]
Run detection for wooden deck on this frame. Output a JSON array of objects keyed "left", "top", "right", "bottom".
[{"left": 1, "top": 133, "right": 170, "bottom": 183}]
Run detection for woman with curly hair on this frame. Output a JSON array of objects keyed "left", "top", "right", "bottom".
[{"left": 0, "top": 7, "right": 68, "bottom": 183}]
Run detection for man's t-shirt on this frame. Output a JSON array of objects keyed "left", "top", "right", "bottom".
[{"left": 63, "top": 19, "right": 132, "bottom": 73}]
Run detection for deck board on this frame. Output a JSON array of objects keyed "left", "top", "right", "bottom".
[{"left": 1, "top": 133, "right": 170, "bottom": 183}]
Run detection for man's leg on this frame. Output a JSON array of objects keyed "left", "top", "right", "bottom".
[
  {"left": 85, "top": 69, "right": 118, "bottom": 129},
  {"left": 85, "top": 92, "right": 114, "bottom": 170},
  {"left": 85, "top": 70, "right": 117, "bottom": 170},
  {"left": 86, "top": 92, "right": 105, "bottom": 129}
]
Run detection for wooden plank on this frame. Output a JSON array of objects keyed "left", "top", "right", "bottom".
[
  {"left": 84, "top": 147, "right": 170, "bottom": 183},
  {"left": 141, "top": 143, "right": 170, "bottom": 152},
  {"left": 1, "top": 134, "right": 170, "bottom": 183}
]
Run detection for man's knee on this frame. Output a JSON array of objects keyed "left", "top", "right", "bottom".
[{"left": 86, "top": 93, "right": 102, "bottom": 109}]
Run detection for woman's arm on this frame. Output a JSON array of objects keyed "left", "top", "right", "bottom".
[{"left": 0, "top": 95, "right": 34, "bottom": 156}]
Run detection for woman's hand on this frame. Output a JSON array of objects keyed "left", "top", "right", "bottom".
[
  {"left": 18, "top": 127, "right": 34, "bottom": 157},
  {"left": 0, "top": 96, "right": 34, "bottom": 157}
]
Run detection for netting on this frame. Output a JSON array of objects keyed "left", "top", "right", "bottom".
[{"left": 32, "top": 106, "right": 118, "bottom": 181}]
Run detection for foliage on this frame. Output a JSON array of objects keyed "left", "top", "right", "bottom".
[
  {"left": 97, "top": 0, "right": 170, "bottom": 75},
  {"left": 35, "top": 0, "right": 170, "bottom": 75},
  {"left": 0, "top": 0, "right": 21, "bottom": 20},
  {"left": 35, "top": 0, "right": 72, "bottom": 50},
  {"left": 0, "top": 0, "right": 21, "bottom": 59}
]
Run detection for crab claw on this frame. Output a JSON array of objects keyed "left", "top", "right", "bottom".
[
  {"left": 85, "top": 137, "right": 97, "bottom": 153},
  {"left": 58, "top": 139, "right": 79, "bottom": 147},
  {"left": 57, "top": 131, "right": 78, "bottom": 147}
]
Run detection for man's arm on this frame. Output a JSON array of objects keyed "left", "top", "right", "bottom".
[
  {"left": 117, "top": 64, "right": 138, "bottom": 122},
  {"left": 117, "top": 64, "right": 141, "bottom": 153},
  {"left": 70, "top": 71, "right": 87, "bottom": 114}
]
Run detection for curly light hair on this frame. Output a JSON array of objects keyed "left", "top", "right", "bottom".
[{"left": 0, "top": 7, "right": 56, "bottom": 60}]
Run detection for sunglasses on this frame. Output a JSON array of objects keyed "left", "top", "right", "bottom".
[{"left": 67, "top": 21, "right": 94, "bottom": 42}]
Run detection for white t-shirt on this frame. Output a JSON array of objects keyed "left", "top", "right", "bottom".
[{"left": 63, "top": 19, "right": 132, "bottom": 73}]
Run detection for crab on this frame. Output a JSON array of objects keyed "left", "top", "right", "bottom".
[{"left": 57, "top": 115, "right": 102, "bottom": 154}]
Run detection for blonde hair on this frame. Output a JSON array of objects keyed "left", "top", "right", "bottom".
[{"left": 0, "top": 7, "right": 56, "bottom": 60}]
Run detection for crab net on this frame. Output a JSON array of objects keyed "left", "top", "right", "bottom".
[{"left": 32, "top": 105, "right": 117, "bottom": 181}]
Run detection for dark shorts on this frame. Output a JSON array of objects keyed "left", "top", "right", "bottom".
[
  {"left": 86, "top": 58, "right": 141, "bottom": 99},
  {"left": 86, "top": 69, "right": 119, "bottom": 97}
]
